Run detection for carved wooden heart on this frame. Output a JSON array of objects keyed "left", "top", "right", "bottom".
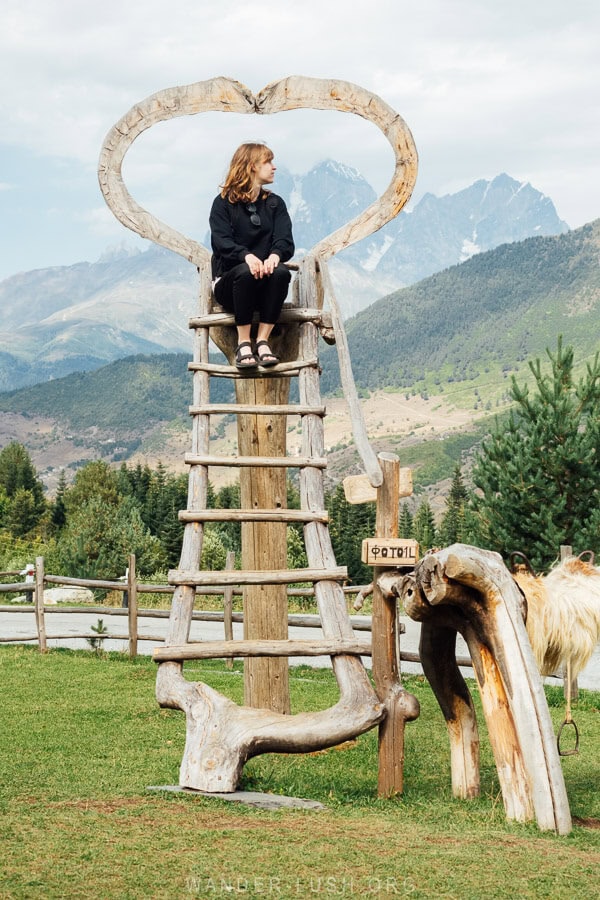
[{"left": 98, "top": 75, "right": 418, "bottom": 267}]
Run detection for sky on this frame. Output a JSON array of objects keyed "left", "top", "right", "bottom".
[{"left": 1, "top": 0, "right": 599, "bottom": 281}]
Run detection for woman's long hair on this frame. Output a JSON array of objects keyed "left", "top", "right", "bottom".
[{"left": 220, "top": 143, "right": 273, "bottom": 203}]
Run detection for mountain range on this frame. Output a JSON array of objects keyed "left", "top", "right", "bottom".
[
  {"left": 1, "top": 218, "right": 598, "bottom": 494},
  {"left": 0, "top": 166, "right": 568, "bottom": 391}
]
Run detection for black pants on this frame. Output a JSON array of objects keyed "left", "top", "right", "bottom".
[{"left": 214, "top": 262, "right": 291, "bottom": 327}]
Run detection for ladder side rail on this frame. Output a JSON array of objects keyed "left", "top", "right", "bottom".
[
  {"left": 318, "top": 256, "right": 382, "bottom": 488},
  {"left": 164, "top": 261, "right": 212, "bottom": 647},
  {"left": 296, "top": 259, "right": 384, "bottom": 711}
]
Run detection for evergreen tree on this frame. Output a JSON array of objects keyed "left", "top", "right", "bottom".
[
  {"left": 55, "top": 495, "right": 165, "bottom": 579},
  {"left": 4, "top": 488, "right": 40, "bottom": 538},
  {"left": 287, "top": 525, "right": 308, "bottom": 570},
  {"left": 214, "top": 482, "right": 242, "bottom": 554},
  {"left": 116, "top": 462, "right": 134, "bottom": 498},
  {"left": 64, "top": 460, "right": 120, "bottom": 514},
  {"left": 469, "top": 338, "right": 600, "bottom": 571},
  {"left": 0, "top": 442, "right": 46, "bottom": 527},
  {"left": 439, "top": 464, "right": 468, "bottom": 545},
  {"left": 159, "top": 499, "right": 185, "bottom": 567},
  {"left": 326, "top": 482, "right": 375, "bottom": 584},
  {"left": 413, "top": 498, "right": 437, "bottom": 553},
  {"left": 200, "top": 528, "right": 227, "bottom": 571},
  {"left": 51, "top": 469, "right": 68, "bottom": 531},
  {"left": 398, "top": 502, "right": 414, "bottom": 538}
]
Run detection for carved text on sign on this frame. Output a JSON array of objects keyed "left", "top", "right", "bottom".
[{"left": 362, "top": 538, "right": 419, "bottom": 567}]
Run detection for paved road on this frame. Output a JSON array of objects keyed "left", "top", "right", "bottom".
[{"left": 1, "top": 606, "right": 599, "bottom": 690}]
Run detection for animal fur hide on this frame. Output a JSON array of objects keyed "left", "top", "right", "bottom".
[{"left": 513, "top": 557, "right": 600, "bottom": 679}]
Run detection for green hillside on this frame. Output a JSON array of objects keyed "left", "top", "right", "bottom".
[
  {"left": 320, "top": 220, "right": 600, "bottom": 396},
  {"left": 1, "top": 221, "right": 599, "bottom": 486},
  {"left": 0, "top": 354, "right": 232, "bottom": 432}
]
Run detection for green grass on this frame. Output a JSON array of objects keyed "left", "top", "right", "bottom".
[{"left": 1, "top": 646, "right": 599, "bottom": 898}]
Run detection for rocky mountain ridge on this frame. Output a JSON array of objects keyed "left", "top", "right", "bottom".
[{"left": 0, "top": 166, "right": 569, "bottom": 391}]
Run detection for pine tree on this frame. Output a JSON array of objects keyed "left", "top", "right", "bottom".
[
  {"left": 0, "top": 442, "right": 46, "bottom": 526},
  {"left": 326, "top": 483, "right": 375, "bottom": 583},
  {"left": 55, "top": 495, "right": 165, "bottom": 579},
  {"left": 51, "top": 469, "right": 68, "bottom": 531},
  {"left": 64, "top": 460, "right": 120, "bottom": 514},
  {"left": 439, "top": 464, "right": 468, "bottom": 545},
  {"left": 214, "top": 482, "right": 242, "bottom": 553},
  {"left": 413, "top": 499, "right": 437, "bottom": 553},
  {"left": 398, "top": 502, "right": 414, "bottom": 538},
  {"left": 4, "top": 488, "right": 40, "bottom": 537},
  {"left": 469, "top": 338, "right": 600, "bottom": 571}
]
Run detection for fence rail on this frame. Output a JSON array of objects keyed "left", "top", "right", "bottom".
[
  {"left": 0, "top": 554, "right": 476, "bottom": 670},
  {"left": 0, "top": 554, "right": 381, "bottom": 658}
]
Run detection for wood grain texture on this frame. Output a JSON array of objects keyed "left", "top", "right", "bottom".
[
  {"left": 370, "top": 455, "right": 419, "bottom": 796},
  {"left": 98, "top": 75, "right": 417, "bottom": 791},
  {"left": 98, "top": 75, "right": 417, "bottom": 265},
  {"left": 153, "top": 639, "right": 372, "bottom": 661},
  {"left": 390, "top": 543, "right": 572, "bottom": 834}
]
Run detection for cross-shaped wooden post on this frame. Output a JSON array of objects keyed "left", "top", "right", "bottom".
[{"left": 344, "top": 452, "right": 420, "bottom": 796}]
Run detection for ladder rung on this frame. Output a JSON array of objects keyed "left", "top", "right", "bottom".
[
  {"left": 153, "top": 638, "right": 371, "bottom": 662},
  {"left": 168, "top": 567, "right": 347, "bottom": 586},
  {"left": 189, "top": 307, "right": 332, "bottom": 329},
  {"left": 184, "top": 454, "right": 327, "bottom": 469},
  {"left": 189, "top": 403, "right": 326, "bottom": 417},
  {"left": 187, "top": 359, "right": 318, "bottom": 378},
  {"left": 179, "top": 509, "right": 329, "bottom": 523}
]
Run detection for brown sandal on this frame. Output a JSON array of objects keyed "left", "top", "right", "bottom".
[
  {"left": 255, "top": 340, "right": 279, "bottom": 367},
  {"left": 234, "top": 342, "right": 258, "bottom": 369}
]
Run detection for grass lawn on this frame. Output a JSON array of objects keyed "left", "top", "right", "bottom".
[{"left": 0, "top": 645, "right": 599, "bottom": 899}]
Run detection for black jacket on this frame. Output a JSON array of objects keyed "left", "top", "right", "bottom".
[{"left": 209, "top": 192, "right": 294, "bottom": 279}]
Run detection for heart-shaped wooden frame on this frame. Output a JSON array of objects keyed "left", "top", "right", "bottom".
[{"left": 98, "top": 75, "right": 418, "bottom": 265}]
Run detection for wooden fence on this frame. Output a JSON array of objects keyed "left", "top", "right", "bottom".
[
  {"left": 3, "top": 552, "right": 581, "bottom": 693},
  {"left": 0, "top": 554, "right": 418, "bottom": 659}
]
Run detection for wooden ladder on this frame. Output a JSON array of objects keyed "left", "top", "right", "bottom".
[
  {"left": 97, "top": 74, "right": 420, "bottom": 794},
  {"left": 153, "top": 258, "right": 385, "bottom": 791}
]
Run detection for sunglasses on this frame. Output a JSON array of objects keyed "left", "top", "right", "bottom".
[{"left": 246, "top": 203, "right": 261, "bottom": 226}]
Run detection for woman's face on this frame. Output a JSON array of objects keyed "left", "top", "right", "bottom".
[{"left": 253, "top": 155, "right": 276, "bottom": 186}]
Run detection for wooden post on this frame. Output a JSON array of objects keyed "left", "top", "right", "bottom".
[
  {"left": 127, "top": 554, "right": 138, "bottom": 658},
  {"left": 559, "top": 545, "right": 578, "bottom": 701},
  {"left": 35, "top": 556, "right": 47, "bottom": 653},
  {"left": 238, "top": 373, "right": 291, "bottom": 714},
  {"left": 223, "top": 550, "right": 236, "bottom": 670},
  {"left": 371, "top": 453, "right": 419, "bottom": 796}
]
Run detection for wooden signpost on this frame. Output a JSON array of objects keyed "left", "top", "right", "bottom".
[
  {"left": 343, "top": 469, "right": 412, "bottom": 505},
  {"left": 346, "top": 455, "right": 420, "bottom": 796}
]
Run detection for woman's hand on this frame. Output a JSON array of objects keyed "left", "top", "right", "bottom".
[
  {"left": 244, "top": 254, "right": 264, "bottom": 278},
  {"left": 245, "top": 253, "right": 281, "bottom": 278},
  {"left": 263, "top": 253, "right": 280, "bottom": 276}
]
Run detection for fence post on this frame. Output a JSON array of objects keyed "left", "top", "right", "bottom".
[
  {"left": 128, "top": 554, "right": 138, "bottom": 658},
  {"left": 559, "top": 544, "right": 578, "bottom": 701},
  {"left": 35, "top": 556, "right": 47, "bottom": 653}
]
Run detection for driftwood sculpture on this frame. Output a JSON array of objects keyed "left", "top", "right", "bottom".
[
  {"left": 379, "top": 544, "right": 572, "bottom": 834},
  {"left": 99, "top": 76, "right": 419, "bottom": 793}
]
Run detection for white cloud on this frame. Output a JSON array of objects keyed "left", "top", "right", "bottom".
[{"left": 1, "top": 0, "right": 599, "bottom": 277}]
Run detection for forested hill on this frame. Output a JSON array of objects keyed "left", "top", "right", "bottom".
[
  {"left": 0, "top": 354, "right": 230, "bottom": 432},
  {"left": 320, "top": 219, "right": 600, "bottom": 394},
  {"left": 0, "top": 220, "right": 598, "bottom": 437}
]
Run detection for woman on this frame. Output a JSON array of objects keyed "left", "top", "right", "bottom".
[{"left": 209, "top": 143, "right": 295, "bottom": 369}]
